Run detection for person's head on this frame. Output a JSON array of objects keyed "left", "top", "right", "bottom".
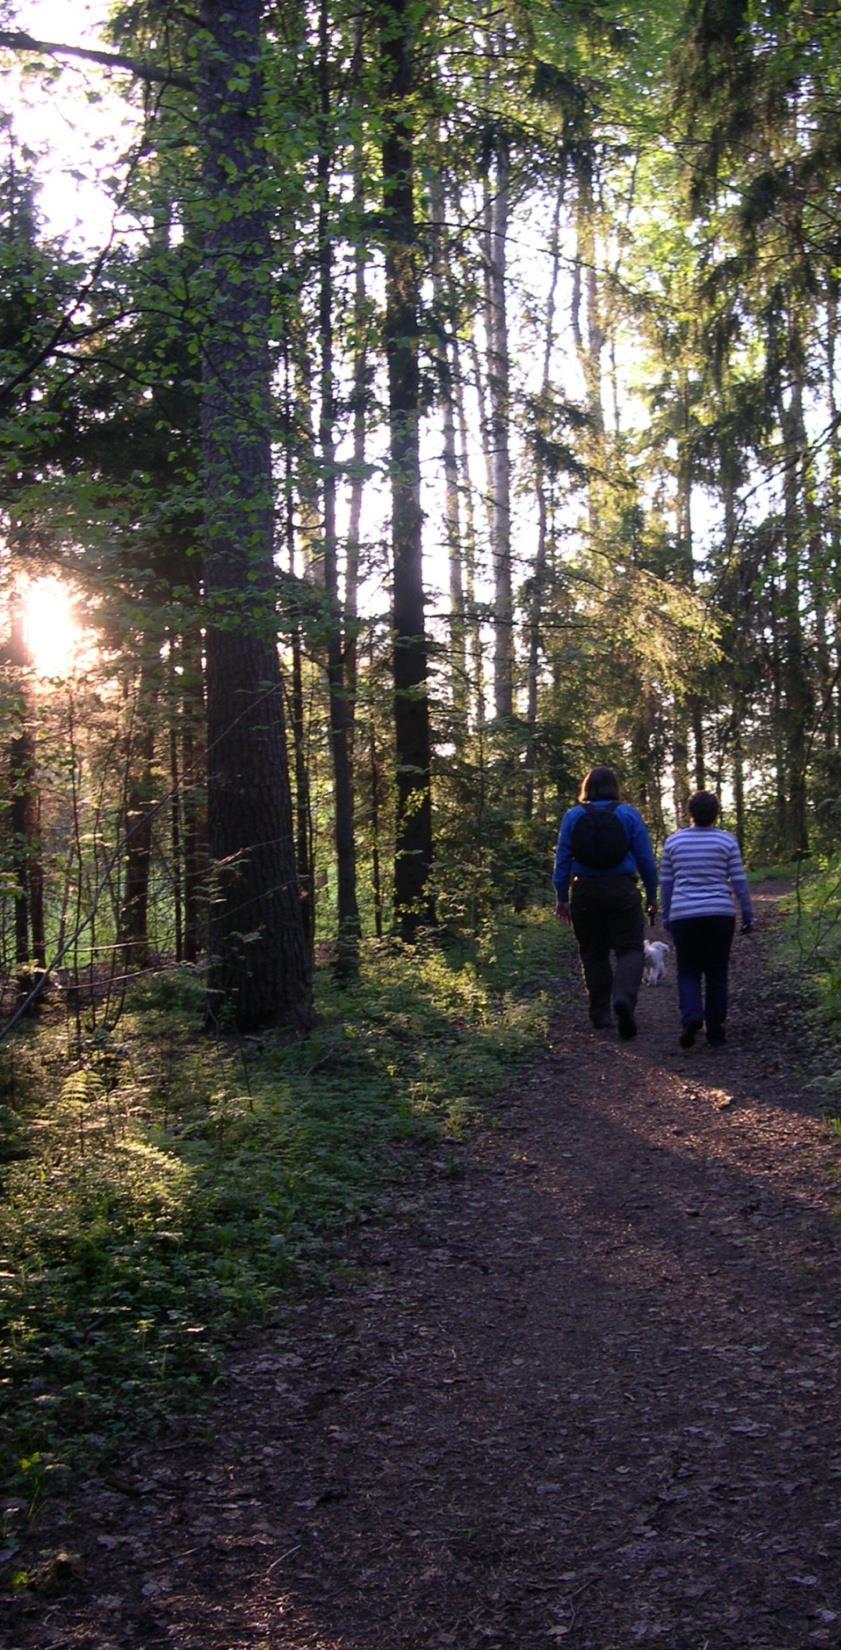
[
  {"left": 578, "top": 766, "right": 620, "bottom": 803},
  {"left": 688, "top": 790, "right": 720, "bottom": 827}
]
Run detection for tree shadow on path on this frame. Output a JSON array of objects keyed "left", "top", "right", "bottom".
[{"left": 5, "top": 892, "right": 841, "bottom": 1650}]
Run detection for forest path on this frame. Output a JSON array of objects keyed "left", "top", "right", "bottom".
[{"left": 7, "top": 889, "right": 841, "bottom": 1650}]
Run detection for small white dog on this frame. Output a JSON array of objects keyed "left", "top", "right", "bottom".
[{"left": 643, "top": 939, "right": 670, "bottom": 985}]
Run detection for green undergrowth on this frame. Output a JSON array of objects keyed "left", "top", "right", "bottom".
[
  {"left": 773, "top": 855, "right": 841, "bottom": 1113},
  {"left": 745, "top": 859, "right": 802, "bottom": 885},
  {"left": 0, "top": 909, "right": 564, "bottom": 1508}
]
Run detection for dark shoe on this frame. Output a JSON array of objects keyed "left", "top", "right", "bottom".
[
  {"left": 679, "top": 1018, "right": 703, "bottom": 1049},
  {"left": 589, "top": 1009, "right": 612, "bottom": 1029},
  {"left": 614, "top": 1001, "right": 637, "bottom": 1040},
  {"left": 706, "top": 1028, "right": 726, "bottom": 1047}
]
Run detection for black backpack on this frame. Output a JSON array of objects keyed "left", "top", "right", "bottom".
[{"left": 570, "top": 802, "right": 629, "bottom": 869}]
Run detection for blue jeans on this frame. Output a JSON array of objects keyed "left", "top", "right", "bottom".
[{"left": 670, "top": 916, "right": 735, "bottom": 1041}]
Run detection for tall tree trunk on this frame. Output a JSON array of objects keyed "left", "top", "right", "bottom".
[
  {"left": 344, "top": 6, "right": 369, "bottom": 730},
  {"left": 777, "top": 304, "right": 811, "bottom": 854},
  {"left": 282, "top": 338, "right": 315, "bottom": 967},
  {"left": 573, "top": 144, "right": 606, "bottom": 537},
  {"left": 454, "top": 336, "right": 485, "bottom": 732},
  {"left": 825, "top": 285, "right": 841, "bottom": 748},
  {"left": 378, "top": 0, "right": 435, "bottom": 939},
  {"left": 119, "top": 654, "right": 159, "bottom": 972},
  {"left": 631, "top": 690, "right": 664, "bottom": 840},
  {"left": 181, "top": 619, "right": 206, "bottom": 966},
  {"left": 675, "top": 370, "right": 705, "bottom": 808},
  {"left": 368, "top": 636, "right": 385, "bottom": 940},
  {"left": 768, "top": 577, "right": 788, "bottom": 848},
  {"left": 811, "top": 528, "right": 835, "bottom": 750},
  {"left": 345, "top": 181, "right": 368, "bottom": 723},
  {"left": 482, "top": 98, "right": 513, "bottom": 720},
  {"left": 169, "top": 715, "right": 183, "bottom": 962},
  {"left": 318, "top": 0, "right": 361, "bottom": 976},
  {"left": 429, "top": 162, "right": 467, "bottom": 727},
  {"left": 722, "top": 458, "right": 748, "bottom": 851},
  {"left": 199, "top": 0, "right": 311, "bottom": 1031},
  {"left": 525, "top": 177, "right": 564, "bottom": 819},
  {"left": 8, "top": 590, "right": 45, "bottom": 976}
]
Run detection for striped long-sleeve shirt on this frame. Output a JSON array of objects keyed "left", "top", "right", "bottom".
[{"left": 659, "top": 826, "right": 754, "bottom": 924}]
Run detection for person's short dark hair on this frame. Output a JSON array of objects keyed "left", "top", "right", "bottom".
[
  {"left": 579, "top": 766, "right": 620, "bottom": 803},
  {"left": 688, "top": 790, "right": 720, "bottom": 826}
]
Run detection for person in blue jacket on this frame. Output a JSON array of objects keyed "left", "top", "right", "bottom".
[{"left": 553, "top": 765, "right": 658, "bottom": 1039}]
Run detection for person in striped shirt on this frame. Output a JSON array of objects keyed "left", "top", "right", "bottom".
[{"left": 660, "top": 791, "right": 754, "bottom": 1048}]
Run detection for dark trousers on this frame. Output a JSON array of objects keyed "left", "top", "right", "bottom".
[
  {"left": 670, "top": 916, "right": 735, "bottom": 1039},
  {"left": 570, "top": 875, "right": 644, "bottom": 1020}
]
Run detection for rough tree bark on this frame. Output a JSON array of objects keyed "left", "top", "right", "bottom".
[
  {"left": 199, "top": 0, "right": 311, "bottom": 1031},
  {"left": 378, "top": 0, "right": 435, "bottom": 939}
]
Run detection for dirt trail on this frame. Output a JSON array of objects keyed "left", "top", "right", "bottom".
[{"left": 6, "top": 890, "right": 841, "bottom": 1650}]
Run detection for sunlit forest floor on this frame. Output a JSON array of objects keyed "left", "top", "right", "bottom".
[{"left": 4, "top": 888, "right": 840, "bottom": 1650}]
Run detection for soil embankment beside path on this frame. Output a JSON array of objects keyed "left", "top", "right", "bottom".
[{"left": 5, "top": 888, "right": 840, "bottom": 1650}]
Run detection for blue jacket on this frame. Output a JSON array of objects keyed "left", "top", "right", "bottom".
[{"left": 553, "top": 800, "right": 658, "bottom": 904}]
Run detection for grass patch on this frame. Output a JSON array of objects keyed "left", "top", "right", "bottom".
[
  {"left": 0, "top": 908, "right": 566, "bottom": 1507},
  {"left": 745, "top": 859, "right": 802, "bottom": 885}
]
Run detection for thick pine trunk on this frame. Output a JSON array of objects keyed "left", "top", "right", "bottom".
[
  {"left": 378, "top": 0, "right": 435, "bottom": 940},
  {"left": 199, "top": 0, "right": 311, "bottom": 1031}
]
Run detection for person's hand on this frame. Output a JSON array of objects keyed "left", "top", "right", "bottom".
[
  {"left": 741, "top": 919, "right": 754, "bottom": 935},
  {"left": 646, "top": 901, "right": 658, "bottom": 927},
  {"left": 555, "top": 901, "right": 572, "bottom": 927}
]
